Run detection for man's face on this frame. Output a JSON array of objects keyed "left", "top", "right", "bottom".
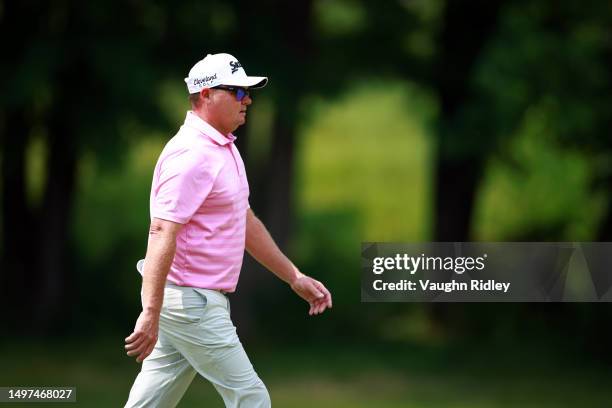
[{"left": 206, "top": 86, "right": 252, "bottom": 135}]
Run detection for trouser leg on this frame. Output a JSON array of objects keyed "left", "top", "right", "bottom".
[
  {"left": 178, "top": 335, "right": 270, "bottom": 408},
  {"left": 162, "top": 287, "right": 271, "bottom": 408},
  {"left": 124, "top": 330, "right": 197, "bottom": 408}
]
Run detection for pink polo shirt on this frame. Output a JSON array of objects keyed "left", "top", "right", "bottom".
[{"left": 150, "top": 111, "right": 250, "bottom": 292}]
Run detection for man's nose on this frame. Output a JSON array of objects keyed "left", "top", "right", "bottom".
[{"left": 242, "top": 95, "right": 252, "bottom": 106}]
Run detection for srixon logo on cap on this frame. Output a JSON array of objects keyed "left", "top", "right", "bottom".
[{"left": 230, "top": 61, "right": 242, "bottom": 74}]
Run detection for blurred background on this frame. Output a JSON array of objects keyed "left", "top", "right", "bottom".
[{"left": 2, "top": 0, "right": 612, "bottom": 406}]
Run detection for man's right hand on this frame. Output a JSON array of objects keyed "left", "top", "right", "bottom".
[
  {"left": 126, "top": 218, "right": 181, "bottom": 363},
  {"left": 125, "top": 310, "right": 160, "bottom": 363}
]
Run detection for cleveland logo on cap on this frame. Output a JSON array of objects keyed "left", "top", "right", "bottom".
[{"left": 193, "top": 74, "right": 217, "bottom": 86}]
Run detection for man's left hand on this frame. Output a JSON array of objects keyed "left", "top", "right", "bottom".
[{"left": 290, "top": 276, "right": 333, "bottom": 315}]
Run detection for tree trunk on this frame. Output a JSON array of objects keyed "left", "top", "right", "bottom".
[
  {"left": 433, "top": 0, "right": 504, "bottom": 241},
  {"left": 228, "top": 0, "right": 313, "bottom": 339},
  {"left": 33, "top": 111, "right": 78, "bottom": 333},
  {"left": 261, "top": 111, "right": 296, "bottom": 250},
  {"left": 597, "top": 201, "right": 612, "bottom": 241},
  {"left": 0, "top": 108, "right": 38, "bottom": 331},
  {"left": 434, "top": 158, "right": 483, "bottom": 241},
  {"left": 259, "top": 0, "right": 312, "bottom": 249},
  {"left": 429, "top": 0, "right": 504, "bottom": 334}
]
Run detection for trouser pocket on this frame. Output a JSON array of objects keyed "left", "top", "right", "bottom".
[{"left": 161, "top": 285, "right": 208, "bottom": 324}]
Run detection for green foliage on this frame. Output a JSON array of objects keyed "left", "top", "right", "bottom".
[
  {"left": 314, "top": 0, "right": 366, "bottom": 37},
  {"left": 473, "top": 102, "right": 606, "bottom": 240},
  {"left": 70, "top": 136, "right": 166, "bottom": 327},
  {"left": 25, "top": 134, "right": 47, "bottom": 208},
  {"left": 474, "top": 0, "right": 612, "bottom": 153},
  {"left": 72, "top": 138, "right": 163, "bottom": 264}
]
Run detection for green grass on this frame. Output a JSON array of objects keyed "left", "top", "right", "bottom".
[
  {"left": 1, "top": 338, "right": 610, "bottom": 407},
  {"left": 296, "top": 81, "right": 436, "bottom": 242}
]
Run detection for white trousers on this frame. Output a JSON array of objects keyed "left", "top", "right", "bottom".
[{"left": 125, "top": 284, "right": 270, "bottom": 408}]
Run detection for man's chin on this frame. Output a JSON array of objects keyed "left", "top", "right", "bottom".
[{"left": 231, "top": 121, "right": 245, "bottom": 133}]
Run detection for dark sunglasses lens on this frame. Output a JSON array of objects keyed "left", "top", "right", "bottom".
[{"left": 236, "top": 88, "right": 248, "bottom": 101}]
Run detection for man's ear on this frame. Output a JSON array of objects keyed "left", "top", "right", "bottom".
[{"left": 200, "top": 88, "right": 212, "bottom": 102}]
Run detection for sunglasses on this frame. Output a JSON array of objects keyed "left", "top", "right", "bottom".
[{"left": 212, "top": 85, "right": 250, "bottom": 101}]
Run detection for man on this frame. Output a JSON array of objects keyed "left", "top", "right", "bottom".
[{"left": 124, "top": 53, "right": 332, "bottom": 408}]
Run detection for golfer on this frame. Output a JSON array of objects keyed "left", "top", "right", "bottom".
[{"left": 124, "top": 53, "right": 332, "bottom": 408}]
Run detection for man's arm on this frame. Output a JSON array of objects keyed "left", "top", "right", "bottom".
[
  {"left": 125, "top": 218, "right": 182, "bottom": 363},
  {"left": 245, "top": 209, "right": 332, "bottom": 315}
]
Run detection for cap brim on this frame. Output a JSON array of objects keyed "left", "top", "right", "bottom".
[{"left": 221, "top": 76, "right": 268, "bottom": 89}]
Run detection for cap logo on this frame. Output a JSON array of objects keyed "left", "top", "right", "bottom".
[
  {"left": 193, "top": 74, "right": 217, "bottom": 87},
  {"left": 230, "top": 61, "right": 242, "bottom": 74}
]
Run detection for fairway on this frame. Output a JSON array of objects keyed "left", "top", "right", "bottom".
[{"left": 1, "top": 338, "right": 609, "bottom": 407}]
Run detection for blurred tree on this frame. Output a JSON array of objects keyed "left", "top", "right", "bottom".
[
  {"left": 301, "top": 0, "right": 506, "bottom": 241},
  {"left": 469, "top": 0, "right": 612, "bottom": 241},
  {"left": 230, "top": 0, "right": 315, "bottom": 251},
  {"left": 0, "top": 0, "right": 233, "bottom": 333},
  {"left": 432, "top": 0, "right": 505, "bottom": 241},
  {"left": 534, "top": 1, "right": 612, "bottom": 240}
]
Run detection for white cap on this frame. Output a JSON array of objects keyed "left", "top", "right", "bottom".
[{"left": 184, "top": 53, "right": 268, "bottom": 94}]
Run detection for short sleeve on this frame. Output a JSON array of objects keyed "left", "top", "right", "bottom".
[{"left": 150, "top": 149, "right": 220, "bottom": 224}]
